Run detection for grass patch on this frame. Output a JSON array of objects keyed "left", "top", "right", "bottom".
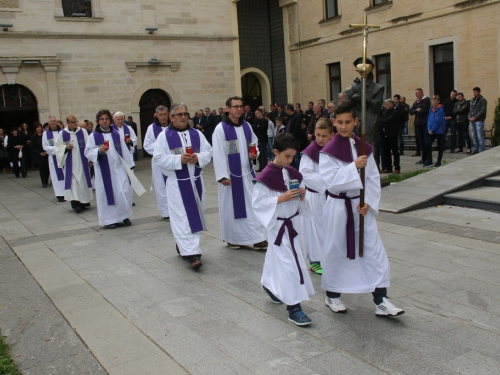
[
  {"left": 0, "top": 330, "right": 19, "bottom": 375},
  {"left": 381, "top": 168, "right": 431, "bottom": 183}
]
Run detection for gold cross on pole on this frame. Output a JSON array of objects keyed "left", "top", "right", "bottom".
[{"left": 349, "top": 15, "right": 380, "bottom": 77}]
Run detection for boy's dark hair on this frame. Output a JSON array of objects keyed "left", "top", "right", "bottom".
[
  {"left": 10, "top": 126, "right": 18, "bottom": 132},
  {"left": 273, "top": 133, "right": 298, "bottom": 152},
  {"left": 96, "top": 109, "right": 112, "bottom": 123},
  {"left": 334, "top": 102, "right": 357, "bottom": 118},
  {"left": 275, "top": 117, "right": 284, "bottom": 123}
]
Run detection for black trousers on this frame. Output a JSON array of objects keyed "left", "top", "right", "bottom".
[
  {"left": 257, "top": 141, "right": 267, "bottom": 171},
  {"left": 38, "top": 158, "right": 49, "bottom": 185},
  {"left": 383, "top": 135, "right": 400, "bottom": 171},
  {"left": 426, "top": 133, "right": 445, "bottom": 164}
]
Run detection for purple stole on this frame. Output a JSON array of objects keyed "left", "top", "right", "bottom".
[
  {"left": 112, "top": 123, "right": 132, "bottom": 151},
  {"left": 46, "top": 130, "right": 64, "bottom": 181},
  {"left": 320, "top": 134, "right": 373, "bottom": 260},
  {"left": 254, "top": 163, "right": 304, "bottom": 284},
  {"left": 153, "top": 123, "right": 168, "bottom": 184},
  {"left": 221, "top": 121, "right": 255, "bottom": 219},
  {"left": 165, "top": 128, "right": 204, "bottom": 233},
  {"left": 93, "top": 130, "right": 123, "bottom": 206},
  {"left": 301, "top": 141, "right": 323, "bottom": 193},
  {"left": 62, "top": 129, "right": 92, "bottom": 190}
]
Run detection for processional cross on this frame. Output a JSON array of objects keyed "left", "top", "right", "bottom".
[{"left": 349, "top": 15, "right": 379, "bottom": 257}]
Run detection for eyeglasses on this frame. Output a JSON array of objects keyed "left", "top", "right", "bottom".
[
  {"left": 67, "top": 121, "right": 78, "bottom": 124},
  {"left": 230, "top": 105, "right": 244, "bottom": 109},
  {"left": 172, "top": 112, "right": 189, "bottom": 117}
]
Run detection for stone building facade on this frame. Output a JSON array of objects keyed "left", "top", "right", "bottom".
[{"left": 286, "top": 0, "right": 500, "bottom": 128}]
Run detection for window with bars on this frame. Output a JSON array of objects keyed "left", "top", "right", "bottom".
[
  {"left": 375, "top": 54, "right": 391, "bottom": 99},
  {"left": 62, "top": 0, "right": 92, "bottom": 18},
  {"left": 328, "top": 63, "right": 341, "bottom": 102}
]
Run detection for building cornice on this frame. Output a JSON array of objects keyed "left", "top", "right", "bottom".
[
  {"left": 125, "top": 61, "right": 180, "bottom": 73},
  {"left": 0, "top": 32, "right": 238, "bottom": 42}
]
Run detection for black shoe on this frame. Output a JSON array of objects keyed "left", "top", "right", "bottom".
[
  {"left": 22, "top": 173, "right": 27, "bottom": 178},
  {"left": 57, "top": 196, "right": 65, "bottom": 202},
  {"left": 42, "top": 183, "right": 47, "bottom": 188},
  {"left": 15, "top": 174, "right": 19, "bottom": 178},
  {"left": 176, "top": 244, "right": 180, "bottom": 255},
  {"left": 190, "top": 257, "right": 202, "bottom": 269},
  {"left": 472, "top": 150, "right": 479, "bottom": 155},
  {"left": 132, "top": 203, "right": 136, "bottom": 206},
  {"left": 164, "top": 217, "right": 170, "bottom": 222},
  {"left": 75, "top": 206, "right": 82, "bottom": 213},
  {"left": 123, "top": 218, "right": 132, "bottom": 226}
]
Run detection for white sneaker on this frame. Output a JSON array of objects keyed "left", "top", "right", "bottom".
[
  {"left": 325, "top": 296, "right": 347, "bottom": 313},
  {"left": 375, "top": 297, "right": 405, "bottom": 316}
]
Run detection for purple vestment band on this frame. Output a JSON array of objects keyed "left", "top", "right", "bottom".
[
  {"left": 62, "top": 130, "right": 92, "bottom": 190},
  {"left": 222, "top": 121, "right": 255, "bottom": 219},
  {"left": 327, "top": 192, "right": 360, "bottom": 260},
  {"left": 165, "top": 128, "right": 204, "bottom": 233},
  {"left": 46, "top": 129, "right": 65, "bottom": 181},
  {"left": 275, "top": 210, "right": 304, "bottom": 285},
  {"left": 253, "top": 162, "right": 302, "bottom": 193},
  {"left": 112, "top": 123, "right": 132, "bottom": 151},
  {"left": 301, "top": 140, "right": 323, "bottom": 164},
  {"left": 93, "top": 130, "right": 123, "bottom": 206},
  {"left": 152, "top": 123, "right": 168, "bottom": 184},
  {"left": 320, "top": 134, "right": 373, "bottom": 163}
]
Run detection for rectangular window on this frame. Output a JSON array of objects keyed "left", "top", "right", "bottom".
[
  {"left": 375, "top": 54, "right": 391, "bottom": 99},
  {"left": 325, "top": 0, "right": 339, "bottom": 19},
  {"left": 373, "top": 0, "right": 390, "bottom": 5},
  {"left": 329, "top": 62, "right": 341, "bottom": 102},
  {"left": 62, "top": 0, "right": 92, "bottom": 18}
]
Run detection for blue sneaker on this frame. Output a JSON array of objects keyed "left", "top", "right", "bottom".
[
  {"left": 262, "top": 285, "right": 282, "bottom": 304},
  {"left": 288, "top": 307, "right": 312, "bottom": 326},
  {"left": 107, "top": 224, "right": 117, "bottom": 229}
]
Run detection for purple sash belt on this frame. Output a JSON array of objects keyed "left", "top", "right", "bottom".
[
  {"left": 222, "top": 122, "right": 255, "bottom": 219},
  {"left": 46, "top": 130, "right": 64, "bottom": 181},
  {"left": 306, "top": 187, "right": 318, "bottom": 193},
  {"left": 274, "top": 210, "right": 304, "bottom": 285},
  {"left": 165, "top": 128, "right": 204, "bottom": 233},
  {"left": 153, "top": 124, "right": 168, "bottom": 184},
  {"left": 62, "top": 131, "right": 92, "bottom": 190},
  {"left": 93, "top": 131, "right": 123, "bottom": 205},
  {"left": 327, "top": 192, "right": 360, "bottom": 260}
]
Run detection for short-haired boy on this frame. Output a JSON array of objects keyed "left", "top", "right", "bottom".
[
  {"left": 319, "top": 102, "right": 404, "bottom": 316},
  {"left": 299, "top": 117, "right": 334, "bottom": 275},
  {"left": 252, "top": 133, "right": 315, "bottom": 326}
]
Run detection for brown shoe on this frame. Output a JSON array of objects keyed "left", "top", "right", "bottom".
[
  {"left": 190, "top": 257, "right": 202, "bottom": 269},
  {"left": 254, "top": 241, "right": 268, "bottom": 250},
  {"left": 411, "top": 152, "right": 421, "bottom": 157},
  {"left": 380, "top": 169, "right": 392, "bottom": 174},
  {"left": 394, "top": 169, "right": 400, "bottom": 174}
]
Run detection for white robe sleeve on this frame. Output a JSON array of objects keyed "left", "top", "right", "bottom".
[
  {"left": 42, "top": 132, "right": 56, "bottom": 155},
  {"left": 54, "top": 131, "right": 69, "bottom": 168},
  {"left": 364, "top": 154, "right": 381, "bottom": 215},
  {"left": 299, "top": 154, "right": 326, "bottom": 193},
  {"left": 152, "top": 131, "right": 182, "bottom": 172},
  {"left": 129, "top": 126, "right": 137, "bottom": 148},
  {"left": 319, "top": 153, "right": 363, "bottom": 193},
  {"left": 143, "top": 126, "right": 156, "bottom": 155},
  {"left": 84, "top": 133, "right": 99, "bottom": 163},
  {"left": 252, "top": 182, "right": 279, "bottom": 231},
  {"left": 120, "top": 136, "right": 134, "bottom": 168},
  {"left": 196, "top": 130, "right": 213, "bottom": 168},
  {"left": 213, "top": 125, "right": 230, "bottom": 181}
]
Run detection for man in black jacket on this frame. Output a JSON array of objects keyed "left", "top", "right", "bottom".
[
  {"left": 285, "top": 103, "right": 305, "bottom": 169},
  {"left": 452, "top": 92, "right": 472, "bottom": 154},
  {"left": 200, "top": 107, "right": 215, "bottom": 145},
  {"left": 243, "top": 105, "right": 255, "bottom": 125},
  {"left": 7, "top": 127, "right": 27, "bottom": 178},
  {"left": 442, "top": 90, "right": 458, "bottom": 153},
  {"left": 253, "top": 108, "right": 268, "bottom": 172},
  {"left": 393, "top": 94, "right": 406, "bottom": 155},
  {"left": 380, "top": 99, "right": 401, "bottom": 174},
  {"left": 409, "top": 88, "right": 431, "bottom": 164}
]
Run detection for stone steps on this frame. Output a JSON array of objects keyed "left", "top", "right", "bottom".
[
  {"left": 443, "top": 186, "right": 500, "bottom": 212},
  {"left": 484, "top": 176, "right": 500, "bottom": 188}
]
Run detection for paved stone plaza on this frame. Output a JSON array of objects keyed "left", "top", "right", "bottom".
[{"left": 1, "top": 154, "right": 500, "bottom": 375}]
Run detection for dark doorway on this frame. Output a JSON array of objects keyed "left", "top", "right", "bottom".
[
  {"left": 241, "top": 73, "right": 262, "bottom": 111},
  {"left": 0, "top": 84, "right": 39, "bottom": 133},
  {"left": 433, "top": 43, "right": 454, "bottom": 101},
  {"left": 139, "top": 89, "right": 171, "bottom": 157}
]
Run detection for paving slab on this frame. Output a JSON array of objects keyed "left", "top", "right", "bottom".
[{"left": 380, "top": 146, "right": 500, "bottom": 213}]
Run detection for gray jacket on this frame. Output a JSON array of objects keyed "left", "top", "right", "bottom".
[{"left": 468, "top": 95, "right": 487, "bottom": 122}]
